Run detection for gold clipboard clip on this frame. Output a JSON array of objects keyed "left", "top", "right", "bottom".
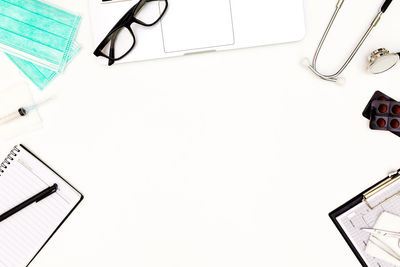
[{"left": 363, "top": 169, "right": 400, "bottom": 210}]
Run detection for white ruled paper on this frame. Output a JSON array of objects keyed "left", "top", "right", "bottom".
[{"left": 0, "top": 145, "right": 81, "bottom": 267}]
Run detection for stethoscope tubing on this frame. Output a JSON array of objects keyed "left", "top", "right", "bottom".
[{"left": 308, "top": 0, "right": 393, "bottom": 82}]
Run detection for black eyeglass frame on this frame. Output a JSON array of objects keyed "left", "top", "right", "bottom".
[{"left": 93, "top": 0, "right": 168, "bottom": 65}]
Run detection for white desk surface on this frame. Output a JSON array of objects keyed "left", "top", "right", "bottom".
[{"left": 1, "top": 0, "right": 400, "bottom": 266}]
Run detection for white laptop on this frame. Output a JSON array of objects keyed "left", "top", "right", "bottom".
[{"left": 90, "top": 0, "right": 305, "bottom": 65}]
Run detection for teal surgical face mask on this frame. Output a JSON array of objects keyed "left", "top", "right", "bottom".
[
  {"left": 6, "top": 42, "right": 81, "bottom": 90},
  {"left": 0, "top": 0, "right": 81, "bottom": 72}
]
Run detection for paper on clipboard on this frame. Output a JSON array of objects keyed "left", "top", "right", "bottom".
[
  {"left": 336, "top": 171, "right": 400, "bottom": 267},
  {"left": 366, "top": 212, "right": 400, "bottom": 266}
]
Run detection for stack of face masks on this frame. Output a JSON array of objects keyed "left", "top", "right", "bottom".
[{"left": 0, "top": 0, "right": 81, "bottom": 90}]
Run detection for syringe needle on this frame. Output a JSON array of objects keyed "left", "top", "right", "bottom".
[{"left": 25, "top": 97, "right": 54, "bottom": 112}]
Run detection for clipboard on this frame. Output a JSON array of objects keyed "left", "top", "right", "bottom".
[{"left": 329, "top": 169, "right": 400, "bottom": 267}]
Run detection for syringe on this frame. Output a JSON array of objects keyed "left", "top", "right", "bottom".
[{"left": 0, "top": 98, "right": 54, "bottom": 126}]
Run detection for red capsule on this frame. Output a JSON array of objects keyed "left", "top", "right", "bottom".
[
  {"left": 379, "top": 104, "right": 388, "bottom": 113},
  {"left": 377, "top": 118, "right": 386, "bottom": 128},
  {"left": 391, "top": 119, "right": 400, "bottom": 129}
]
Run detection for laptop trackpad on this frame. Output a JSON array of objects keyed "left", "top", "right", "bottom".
[{"left": 161, "top": 0, "right": 234, "bottom": 53}]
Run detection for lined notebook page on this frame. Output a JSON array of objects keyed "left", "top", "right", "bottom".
[{"left": 0, "top": 145, "right": 82, "bottom": 267}]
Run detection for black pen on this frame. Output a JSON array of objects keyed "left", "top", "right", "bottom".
[{"left": 0, "top": 183, "right": 58, "bottom": 223}]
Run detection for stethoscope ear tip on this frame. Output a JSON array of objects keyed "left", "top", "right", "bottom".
[
  {"left": 301, "top": 57, "right": 345, "bottom": 84},
  {"left": 300, "top": 58, "right": 311, "bottom": 69},
  {"left": 336, "top": 77, "right": 346, "bottom": 86}
]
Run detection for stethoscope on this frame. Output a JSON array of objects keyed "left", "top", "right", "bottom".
[
  {"left": 368, "top": 48, "right": 400, "bottom": 74},
  {"left": 306, "top": 0, "right": 393, "bottom": 83}
]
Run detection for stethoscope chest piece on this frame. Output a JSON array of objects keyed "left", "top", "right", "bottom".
[{"left": 368, "top": 48, "right": 400, "bottom": 74}]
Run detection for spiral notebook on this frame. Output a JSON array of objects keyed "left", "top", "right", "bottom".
[{"left": 0, "top": 145, "right": 83, "bottom": 267}]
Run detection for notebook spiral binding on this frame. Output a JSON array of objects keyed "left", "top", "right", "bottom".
[{"left": 0, "top": 146, "right": 21, "bottom": 176}]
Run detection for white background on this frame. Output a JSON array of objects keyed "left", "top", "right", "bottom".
[{"left": 1, "top": 0, "right": 400, "bottom": 266}]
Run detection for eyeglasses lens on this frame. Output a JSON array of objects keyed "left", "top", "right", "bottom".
[
  {"left": 100, "top": 27, "right": 135, "bottom": 59},
  {"left": 134, "top": 0, "right": 167, "bottom": 25}
]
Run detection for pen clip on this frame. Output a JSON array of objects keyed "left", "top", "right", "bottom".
[{"left": 35, "top": 184, "right": 58, "bottom": 203}]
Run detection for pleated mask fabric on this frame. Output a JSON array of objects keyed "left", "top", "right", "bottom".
[
  {"left": 6, "top": 42, "right": 81, "bottom": 90},
  {"left": 0, "top": 0, "right": 81, "bottom": 72}
]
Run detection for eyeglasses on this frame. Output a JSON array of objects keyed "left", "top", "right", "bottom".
[{"left": 94, "top": 0, "right": 168, "bottom": 66}]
